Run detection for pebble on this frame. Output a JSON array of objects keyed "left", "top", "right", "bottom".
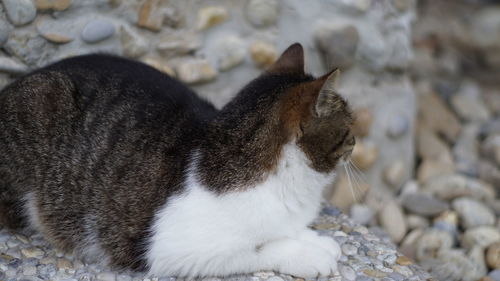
[
  {"left": 21, "top": 247, "right": 45, "bottom": 258},
  {"left": 482, "top": 134, "right": 500, "bottom": 166},
  {"left": 342, "top": 243, "right": 358, "bottom": 255},
  {"left": 352, "top": 108, "right": 373, "bottom": 138},
  {"left": 363, "top": 269, "right": 388, "bottom": 278},
  {"left": 156, "top": 34, "right": 201, "bottom": 57},
  {"left": 452, "top": 197, "right": 495, "bottom": 228},
  {"left": 22, "top": 265, "right": 37, "bottom": 275},
  {"left": 379, "top": 200, "right": 407, "bottom": 243},
  {"left": 462, "top": 226, "right": 500, "bottom": 249},
  {"left": 119, "top": 26, "right": 147, "bottom": 58},
  {"left": 350, "top": 204, "right": 375, "bottom": 225},
  {"left": 487, "top": 242, "right": 500, "bottom": 269},
  {"left": 0, "top": 20, "right": 9, "bottom": 47},
  {"left": 81, "top": 19, "right": 115, "bottom": 43},
  {"left": 489, "top": 269, "right": 500, "bottom": 281},
  {"left": 451, "top": 81, "right": 490, "bottom": 122},
  {"left": 423, "top": 174, "right": 495, "bottom": 201},
  {"left": 0, "top": 56, "right": 29, "bottom": 74},
  {"left": 383, "top": 161, "right": 406, "bottom": 188},
  {"left": 314, "top": 24, "right": 359, "bottom": 69},
  {"left": 387, "top": 114, "right": 409, "bottom": 138},
  {"left": 97, "top": 272, "right": 116, "bottom": 281},
  {"left": 197, "top": 6, "right": 228, "bottom": 30},
  {"left": 58, "top": 258, "right": 73, "bottom": 270},
  {"left": 176, "top": 59, "right": 217, "bottom": 84},
  {"left": 402, "top": 192, "right": 448, "bottom": 217},
  {"left": 396, "top": 256, "right": 413, "bottom": 265},
  {"left": 406, "top": 214, "right": 429, "bottom": 229},
  {"left": 34, "top": 0, "right": 72, "bottom": 11},
  {"left": 2, "top": 0, "right": 37, "bottom": 26},
  {"left": 339, "top": 265, "right": 356, "bottom": 280},
  {"left": 418, "top": 91, "right": 462, "bottom": 142},
  {"left": 415, "top": 229, "right": 453, "bottom": 261},
  {"left": 249, "top": 41, "right": 277, "bottom": 68},
  {"left": 213, "top": 35, "right": 246, "bottom": 71},
  {"left": 245, "top": 0, "right": 279, "bottom": 28},
  {"left": 137, "top": 0, "right": 163, "bottom": 31},
  {"left": 351, "top": 140, "right": 378, "bottom": 170}
]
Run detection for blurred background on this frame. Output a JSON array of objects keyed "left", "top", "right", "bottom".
[{"left": 0, "top": 0, "right": 500, "bottom": 280}]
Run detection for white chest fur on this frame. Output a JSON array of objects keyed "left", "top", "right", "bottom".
[{"left": 147, "top": 143, "right": 339, "bottom": 278}]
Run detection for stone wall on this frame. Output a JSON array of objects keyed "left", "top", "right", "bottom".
[{"left": 0, "top": 0, "right": 416, "bottom": 214}]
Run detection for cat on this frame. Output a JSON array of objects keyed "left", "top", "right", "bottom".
[{"left": 0, "top": 43, "right": 355, "bottom": 278}]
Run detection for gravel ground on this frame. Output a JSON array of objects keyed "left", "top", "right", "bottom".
[{"left": 0, "top": 205, "right": 434, "bottom": 281}]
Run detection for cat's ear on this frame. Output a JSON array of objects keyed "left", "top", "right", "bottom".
[
  {"left": 267, "top": 43, "right": 304, "bottom": 75},
  {"left": 314, "top": 69, "right": 341, "bottom": 117}
]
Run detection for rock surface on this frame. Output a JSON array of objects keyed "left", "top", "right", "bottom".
[{"left": 0, "top": 206, "right": 433, "bottom": 280}]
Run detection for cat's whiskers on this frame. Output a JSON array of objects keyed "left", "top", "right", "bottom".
[{"left": 343, "top": 163, "right": 358, "bottom": 203}]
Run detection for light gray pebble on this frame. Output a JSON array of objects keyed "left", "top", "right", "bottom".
[
  {"left": 489, "top": 269, "right": 500, "bottom": 281},
  {"left": 7, "top": 238, "right": 20, "bottom": 247},
  {"left": 388, "top": 272, "right": 405, "bottom": 281},
  {"left": 266, "top": 277, "right": 284, "bottom": 281},
  {"left": 81, "top": 19, "right": 115, "bottom": 43},
  {"left": 339, "top": 265, "right": 356, "bottom": 280},
  {"left": 387, "top": 114, "right": 409, "bottom": 138},
  {"left": 97, "top": 272, "right": 117, "bottom": 281},
  {"left": 355, "top": 276, "right": 373, "bottom": 281},
  {"left": 342, "top": 243, "right": 358, "bottom": 255},
  {"left": 2, "top": 0, "right": 36, "bottom": 26},
  {"left": 22, "top": 265, "right": 37, "bottom": 275}
]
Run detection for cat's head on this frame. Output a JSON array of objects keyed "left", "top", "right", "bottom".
[{"left": 269, "top": 43, "right": 355, "bottom": 172}]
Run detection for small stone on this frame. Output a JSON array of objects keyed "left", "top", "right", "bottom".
[
  {"left": 402, "top": 192, "right": 448, "bottom": 216},
  {"left": 245, "top": 0, "right": 279, "bottom": 28},
  {"left": 406, "top": 214, "right": 429, "bottom": 229},
  {"left": 34, "top": 0, "right": 72, "bottom": 11},
  {"left": 311, "top": 223, "right": 337, "bottom": 230},
  {"left": 321, "top": 206, "right": 341, "bottom": 216},
  {"left": 387, "top": 114, "right": 409, "bottom": 138},
  {"left": 487, "top": 242, "right": 500, "bottom": 269},
  {"left": 137, "top": 0, "right": 163, "bottom": 31},
  {"left": 21, "top": 247, "right": 45, "bottom": 258},
  {"left": 81, "top": 19, "right": 115, "bottom": 43},
  {"left": 423, "top": 174, "right": 495, "bottom": 202},
  {"left": 395, "top": 256, "right": 413, "bottom": 265},
  {"left": 417, "top": 159, "right": 454, "bottom": 183},
  {"left": 97, "top": 272, "right": 116, "bottom": 281},
  {"left": 480, "top": 277, "right": 495, "bottom": 281},
  {"left": 383, "top": 160, "right": 406, "bottom": 188},
  {"left": 57, "top": 258, "right": 73, "bottom": 270},
  {"left": 341, "top": 243, "right": 358, "bottom": 256},
  {"left": 482, "top": 134, "right": 500, "bottom": 167},
  {"left": 197, "top": 6, "right": 228, "bottom": 30},
  {"left": 213, "top": 35, "right": 246, "bottom": 71},
  {"left": 22, "top": 265, "right": 37, "bottom": 275},
  {"left": 488, "top": 269, "right": 500, "bottom": 281},
  {"left": 462, "top": 226, "right": 500, "bottom": 249},
  {"left": 418, "top": 90, "right": 462, "bottom": 142},
  {"left": 416, "top": 229, "right": 453, "bottom": 261},
  {"left": 453, "top": 123, "right": 481, "bottom": 176},
  {"left": 267, "top": 277, "right": 284, "bottom": 281},
  {"left": 363, "top": 269, "right": 388, "bottom": 278},
  {"left": 479, "top": 160, "right": 500, "bottom": 187},
  {"left": 416, "top": 126, "right": 454, "bottom": 163},
  {"left": 352, "top": 108, "right": 373, "bottom": 137},
  {"left": 156, "top": 34, "right": 201, "bottom": 57},
  {"left": 249, "top": 41, "right": 277, "bottom": 68},
  {"left": 379, "top": 200, "right": 407, "bottom": 243},
  {"left": 2, "top": 0, "right": 37, "bottom": 26},
  {"left": 0, "top": 20, "right": 9, "bottom": 47},
  {"left": 339, "top": 265, "right": 356, "bottom": 280},
  {"left": 453, "top": 197, "right": 495, "bottom": 228},
  {"left": 36, "top": 20, "right": 74, "bottom": 44},
  {"left": 120, "top": 26, "right": 147, "bottom": 58},
  {"left": 451, "top": 81, "right": 490, "bottom": 122},
  {"left": 315, "top": 24, "right": 359, "bottom": 69},
  {"left": 351, "top": 141, "right": 378, "bottom": 170},
  {"left": 349, "top": 204, "right": 375, "bottom": 225},
  {"left": 176, "top": 59, "right": 217, "bottom": 84}
]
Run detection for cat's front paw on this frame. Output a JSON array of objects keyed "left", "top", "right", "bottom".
[
  {"left": 261, "top": 239, "right": 338, "bottom": 278},
  {"left": 298, "top": 229, "right": 342, "bottom": 260}
]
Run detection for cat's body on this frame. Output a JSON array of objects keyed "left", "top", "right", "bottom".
[{"left": 0, "top": 44, "right": 354, "bottom": 278}]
